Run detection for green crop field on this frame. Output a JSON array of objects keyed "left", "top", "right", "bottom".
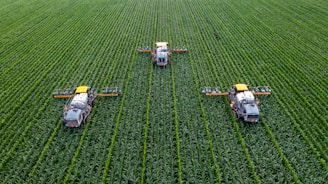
[{"left": 1, "top": 0, "right": 327, "bottom": 183}]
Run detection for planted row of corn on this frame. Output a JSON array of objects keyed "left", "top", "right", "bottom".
[
  {"left": 26, "top": 1, "right": 132, "bottom": 182},
  {"left": 100, "top": 2, "right": 147, "bottom": 183},
  {"left": 0, "top": 4, "right": 95, "bottom": 177},
  {"left": 1, "top": 0, "right": 326, "bottom": 183},
  {"left": 201, "top": 0, "right": 326, "bottom": 182}
]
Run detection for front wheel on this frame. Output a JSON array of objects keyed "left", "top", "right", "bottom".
[
  {"left": 91, "top": 98, "right": 96, "bottom": 107},
  {"left": 233, "top": 110, "right": 239, "bottom": 120},
  {"left": 83, "top": 115, "right": 89, "bottom": 125}
]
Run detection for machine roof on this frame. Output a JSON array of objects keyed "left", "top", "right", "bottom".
[
  {"left": 155, "top": 42, "right": 168, "bottom": 47},
  {"left": 71, "top": 93, "right": 88, "bottom": 109},
  {"left": 65, "top": 109, "right": 81, "bottom": 120},
  {"left": 157, "top": 52, "right": 167, "bottom": 58},
  {"left": 235, "top": 84, "right": 248, "bottom": 91},
  {"left": 75, "top": 86, "right": 89, "bottom": 93},
  {"left": 244, "top": 104, "right": 259, "bottom": 115}
]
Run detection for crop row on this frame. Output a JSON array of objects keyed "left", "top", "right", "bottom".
[
  {"left": 172, "top": 1, "right": 224, "bottom": 183},
  {"left": 1, "top": 53, "right": 80, "bottom": 182},
  {"left": 142, "top": 4, "right": 176, "bottom": 182},
  {"left": 0, "top": 2, "right": 91, "bottom": 173},
  {"left": 259, "top": 0, "right": 328, "bottom": 55},
  {"left": 1, "top": 0, "right": 326, "bottom": 183},
  {"left": 183, "top": 1, "right": 264, "bottom": 183},
  {"left": 137, "top": 1, "right": 157, "bottom": 183},
  {"left": 1, "top": 0, "right": 128, "bottom": 182},
  {"left": 141, "top": 56, "right": 154, "bottom": 184},
  {"left": 197, "top": 0, "right": 326, "bottom": 182},
  {"left": 226, "top": 0, "right": 327, "bottom": 128},
  {"left": 36, "top": 1, "right": 137, "bottom": 183},
  {"left": 27, "top": 9, "right": 113, "bottom": 183},
  {"left": 62, "top": 2, "right": 133, "bottom": 181},
  {"left": 219, "top": 0, "right": 327, "bottom": 165},
  {"left": 99, "top": 0, "right": 150, "bottom": 183},
  {"left": 231, "top": 0, "right": 327, "bottom": 109},
  {"left": 183, "top": 0, "right": 315, "bottom": 183},
  {"left": 0, "top": 0, "right": 81, "bottom": 89},
  {"left": 0, "top": 0, "right": 92, "bottom": 142},
  {"left": 162, "top": 1, "right": 184, "bottom": 183},
  {"left": 0, "top": 0, "right": 54, "bottom": 35}
]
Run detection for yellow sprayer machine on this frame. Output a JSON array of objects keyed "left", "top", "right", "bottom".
[
  {"left": 53, "top": 86, "right": 121, "bottom": 128},
  {"left": 138, "top": 42, "right": 187, "bottom": 67},
  {"left": 201, "top": 84, "right": 271, "bottom": 124}
]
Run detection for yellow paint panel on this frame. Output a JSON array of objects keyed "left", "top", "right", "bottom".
[
  {"left": 235, "top": 84, "right": 248, "bottom": 91},
  {"left": 75, "top": 86, "right": 89, "bottom": 93},
  {"left": 155, "top": 42, "right": 168, "bottom": 47}
]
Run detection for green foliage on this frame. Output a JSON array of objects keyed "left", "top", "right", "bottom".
[{"left": 0, "top": 0, "right": 327, "bottom": 183}]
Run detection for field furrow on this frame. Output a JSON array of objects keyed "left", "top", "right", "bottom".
[
  {"left": 186, "top": 0, "right": 305, "bottom": 183},
  {"left": 203, "top": 1, "right": 327, "bottom": 182},
  {"left": 170, "top": 1, "right": 222, "bottom": 183},
  {"left": 216, "top": 0, "right": 328, "bottom": 161},
  {"left": 0, "top": 0, "right": 326, "bottom": 183},
  {"left": 76, "top": 1, "right": 148, "bottom": 183},
  {"left": 144, "top": 68, "right": 176, "bottom": 183},
  {"left": 185, "top": 0, "right": 262, "bottom": 183}
]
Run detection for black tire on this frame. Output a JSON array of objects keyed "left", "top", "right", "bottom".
[
  {"left": 91, "top": 98, "right": 96, "bottom": 107},
  {"left": 233, "top": 110, "right": 239, "bottom": 120},
  {"left": 83, "top": 115, "right": 89, "bottom": 125}
]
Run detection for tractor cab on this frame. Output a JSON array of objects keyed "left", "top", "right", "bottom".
[
  {"left": 64, "top": 109, "right": 84, "bottom": 128},
  {"left": 53, "top": 85, "right": 121, "bottom": 128},
  {"left": 63, "top": 93, "right": 89, "bottom": 128},
  {"left": 62, "top": 86, "right": 95, "bottom": 127},
  {"left": 157, "top": 45, "right": 168, "bottom": 52},
  {"left": 138, "top": 41, "right": 186, "bottom": 67},
  {"left": 201, "top": 83, "right": 270, "bottom": 124},
  {"left": 242, "top": 104, "right": 260, "bottom": 123},
  {"left": 154, "top": 42, "right": 169, "bottom": 66},
  {"left": 156, "top": 51, "right": 168, "bottom": 66},
  {"left": 229, "top": 84, "right": 260, "bottom": 123}
]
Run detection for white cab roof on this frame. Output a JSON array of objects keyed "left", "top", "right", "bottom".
[{"left": 71, "top": 93, "right": 88, "bottom": 108}]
